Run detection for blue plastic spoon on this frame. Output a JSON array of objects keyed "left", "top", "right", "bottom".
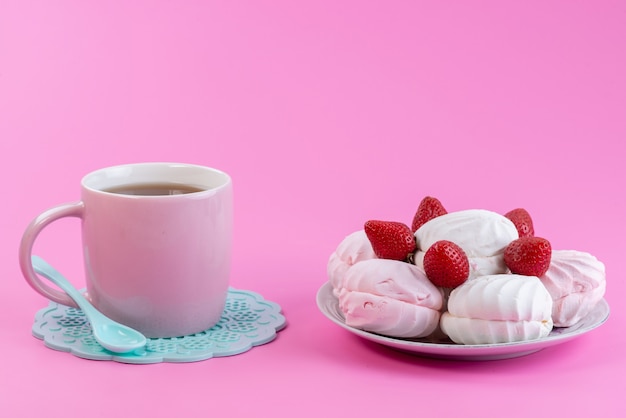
[{"left": 31, "top": 256, "right": 147, "bottom": 353}]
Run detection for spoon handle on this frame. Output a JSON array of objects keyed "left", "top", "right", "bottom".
[{"left": 31, "top": 256, "right": 99, "bottom": 317}]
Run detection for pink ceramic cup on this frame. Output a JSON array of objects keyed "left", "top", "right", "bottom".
[{"left": 19, "top": 162, "right": 233, "bottom": 338}]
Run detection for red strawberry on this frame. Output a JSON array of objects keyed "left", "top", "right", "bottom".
[
  {"left": 364, "top": 220, "right": 416, "bottom": 261},
  {"left": 504, "top": 208, "right": 535, "bottom": 238},
  {"left": 411, "top": 196, "right": 447, "bottom": 232},
  {"left": 422, "top": 240, "right": 469, "bottom": 288},
  {"left": 504, "top": 236, "right": 552, "bottom": 277}
]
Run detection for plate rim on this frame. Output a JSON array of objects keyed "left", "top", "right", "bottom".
[{"left": 316, "top": 281, "right": 610, "bottom": 360}]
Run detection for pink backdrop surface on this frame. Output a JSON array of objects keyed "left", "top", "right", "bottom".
[{"left": 1, "top": 1, "right": 624, "bottom": 417}]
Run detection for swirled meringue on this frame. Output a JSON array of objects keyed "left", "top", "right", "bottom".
[
  {"left": 338, "top": 259, "right": 443, "bottom": 338},
  {"left": 539, "top": 250, "right": 606, "bottom": 327},
  {"left": 440, "top": 274, "right": 553, "bottom": 344},
  {"left": 327, "top": 230, "right": 377, "bottom": 297},
  {"left": 413, "top": 209, "right": 518, "bottom": 279}
]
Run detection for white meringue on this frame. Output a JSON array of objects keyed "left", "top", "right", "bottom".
[
  {"left": 439, "top": 317, "right": 553, "bottom": 345},
  {"left": 413, "top": 209, "right": 518, "bottom": 279},
  {"left": 327, "top": 230, "right": 377, "bottom": 297},
  {"left": 539, "top": 250, "right": 606, "bottom": 327},
  {"left": 440, "top": 274, "right": 553, "bottom": 344},
  {"left": 338, "top": 259, "right": 443, "bottom": 338}
]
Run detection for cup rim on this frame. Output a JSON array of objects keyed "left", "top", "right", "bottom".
[{"left": 81, "top": 162, "right": 231, "bottom": 198}]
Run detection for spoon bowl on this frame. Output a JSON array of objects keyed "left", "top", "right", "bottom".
[{"left": 31, "top": 256, "right": 147, "bottom": 353}]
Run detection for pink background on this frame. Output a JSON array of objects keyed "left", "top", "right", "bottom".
[{"left": 1, "top": 1, "right": 624, "bottom": 416}]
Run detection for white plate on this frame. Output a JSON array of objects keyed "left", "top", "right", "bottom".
[{"left": 316, "top": 282, "right": 610, "bottom": 361}]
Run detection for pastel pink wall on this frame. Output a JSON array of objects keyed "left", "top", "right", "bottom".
[{"left": 1, "top": 1, "right": 624, "bottom": 417}]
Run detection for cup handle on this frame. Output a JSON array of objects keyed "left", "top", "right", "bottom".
[{"left": 19, "top": 201, "right": 85, "bottom": 308}]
